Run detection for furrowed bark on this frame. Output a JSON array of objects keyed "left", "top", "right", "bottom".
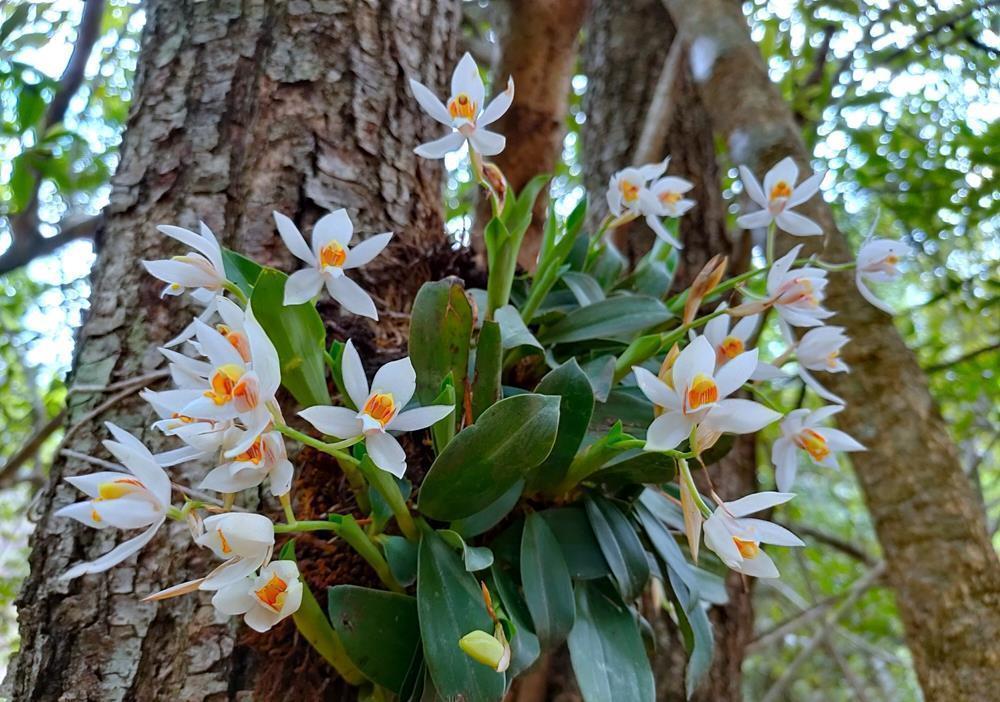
[
  {"left": 4, "top": 1, "right": 459, "bottom": 700},
  {"left": 660, "top": 1, "right": 1000, "bottom": 699},
  {"left": 485, "top": 0, "right": 590, "bottom": 270},
  {"left": 581, "top": 2, "right": 755, "bottom": 699}
]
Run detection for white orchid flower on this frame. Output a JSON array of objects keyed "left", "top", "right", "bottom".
[
  {"left": 648, "top": 176, "right": 696, "bottom": 218},
  {"left": 772, "top": 406, "right": 865, "bottom": 491},
  {"left": 695, "top": 303, "right": 785, "bottom": 383},
  {"left": 200, "top": 430, "right": 294, "bottom": 497},
  {"left": 856, "top": 237, "right": 908, "bottom": 315},
  {"left": 765, "top": 245, "right": 834, "bottom": 328},
  {"left": 298, "top": 339, "right": 454, "bottom": 477},
  {"left": 176, "top": 306, "right": 281, "bottom": 457},
  {"left": 606, "top": 160, "right": 669, "bottom": 218},
  {"left": 409, "top": 52, "right": 514, "bottom": 159},
  {"left": 195, "top": 513, "right": 275, "bottom": 589},
  {"left": 212, "top": 560, "right": 303, "bottom": 633},
  {"left": 632, "top": 336, "right": 781, "bottom": 452},
  {"left": 703, "top": 492, "right": 804, "bottom": 579},
  {"left": 790, "top": 324, "right": 850, "bottom": 405},
  {"left": 736, "top": 157, "right": 823, "bottom": 236},
  {"left": 143, "top": 222, "right": 228, "bottom": 298},
  {"left": 55, "top": 423, "right": 172, "bottom": 579},
  {"left": 274, "top": 210, "right": 392, "bottom": 318}
]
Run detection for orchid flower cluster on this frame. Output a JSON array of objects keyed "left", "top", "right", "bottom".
[{"left": 53, "top": 52, "right": 909, "bottom": 699}]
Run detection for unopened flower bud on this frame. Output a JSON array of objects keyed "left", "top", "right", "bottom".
[
  {"left": 654, "top": 343, "right": 682, "bottom": 416},
  {"left": 459, "top": 630, "right": 508, "bottom": 672},
  {"left": 482, "top": 163, "right": 508, "bottom": 209},
  {"left": 683, "top": 254, "right": 728, "bottom": 324}
]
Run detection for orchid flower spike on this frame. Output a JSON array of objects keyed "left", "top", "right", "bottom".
[
  {"left": 765, "top": 244, "right": 834, "bottom": 328},
  {"left": 737, "top": 157, "right": 823, "bottom": 236},
  {"left": 298, "top": 340, "right": 454, "bottom": 477},
  {"left": 855, "top": 223, "right": 909, "bottom": 314},
  {"left": 144, "top": 222, "right": 228, "bottom": 299},
  {"left": 274, "top": 210, "right": 391, "bottom": 318},
  {"left": 212, "top": 560, "right": 303, "bottom": 633},
  {"left": 772, "top": 406, "right": 865, "bottom": 491},
  {"left": 606, "top": 159, "right": 692, "bottom": 248},
  {"left": 410, "top": 52, "right": 514, "bottom": 159},
  {"left": 55, "top": 423, "right": 172, "bottom": 579},
  {"left": 632, "top": 335, "right": 781, "bottom": 453},
  {"left": 703, "top": 492, "right": 804, "bottom": 578}
]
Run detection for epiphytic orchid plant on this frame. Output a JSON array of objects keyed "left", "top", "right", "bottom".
[{"left": 57, "top": 53, "right": 908, "bottom": 701}]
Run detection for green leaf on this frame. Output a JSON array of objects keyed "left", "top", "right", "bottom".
[
  {"left": 584, "top": 496, "right": 650, "bottom": 601},
  {"left": 538, "top": 295, "right": 671, "bottom": 344},
  {"left": 419, "top": 394, "right": 560, "bottom": 520},
  {"left": 635, "top": 504, "right": 699, "bottom": 595},
  {"left": 528, "top": 361, "right": 594, "bottom": 493},
  {"left": 494, "top": 304, "right": 542, "bottom": 352},
  {"left": 539, "top": 508, "right": 610, "bottom": 580},
  {"left": 520, "top": 512, "right": 575, "bottom": 648},
  {"left": 221, "top": 248, "right": 263, "bottom": 298},
  {"left": 0, "top": 4, "right": 29, "bottom": 44},
  {"left": 430, "top": 376, "right": 456, "bottom": 454},
  {"left": 409, "top": 278, "right": 473, "bottom": 412},
  {"left": 505, "top": 174, "right": 551, "bottom": 238},
  {"left": 568, "top": 581, "right": 655, "bottom": 702},
  {"left": 470, "top": 320, "right": 503, "bottom": 421},
  {"left": 417, "top": 529, "right": 505, "bottom": 702},
  {"left": 439, "top": 530, "right": 495, "bottom": 572},
  {"left": 328, "top": 585, "right": 420, "bottom": 693},
  {"left": 280, "top": 541, "right": 365, "bottom": 684},
  {"left": 8, "top": 153, "right": 34, "bottom": 212},
  {"left": 588, "top": 449, "right": 675, "bottom": 488},
  {"left": 579, "top": 355, "right": 616, "bottom": 403},
  {"left": 16, "top": 84, "right": 44, "bottom": 131},
  {"left": 451, "top": 479, "right": 524, "bottom": 539},
  {"left": 562, "top": 271, "right": 606, "bottom": 306},
  {"left": 249, "top": 268, "right": 330, "bottom": 407},
  {"left": 490, "top": 565, "right": 541, "bottom": 676},
  {"left": 383, "top": 535, "right": 418, "bottom": 588}
]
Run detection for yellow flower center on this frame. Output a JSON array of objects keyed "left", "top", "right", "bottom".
[
  {"left": 236, "top": 438, "right": 265, "bottom": 465},
  {"left": 216, "top": 324, "right": 251, "bottom": 362},
  {"left": 204, "top": 364, "right": 245, "bottom": 405},
  {"left": 884, "top": 253, "right": 899, "bottom": 266},
  {"left": 686, "top": 374, "right": 718, "bottom": 412},
  {"left": 218, "top": 528, "right": 232, "bottom": 555},
  {"left": 97, "top": 478, "right": 145, "bottom": 500},
  {"left": 659, "top": 190, "right": 682, "bottom": 205},
  {"left": 733, "top": 536, "right": 760, "bottom": 559},
  {"left": 620, "top": 178, "right": 640, "bottom": 204},
  {"left": 826, "top": 350, "right": 840, "bottom": 369},
  {"left": 91, "top": 508, "right": 102, "bottom": 523},
  {"left": 255, "top": 573, "right": 288, "bottom": 612},
  {"left": 319, "top": 241, "right": 347, "bottom": 269},
  {"left": 719, "top": 335, "right": 744, "bottom": 360},
  {"left": 794, "top": 428, "right": 830, "bottom": 462},
  {"left": 447, "top": 93, "right": 478, "bottom": 122},
  {"left": 362, "top": 392, "right": 396, "bottom": 427},
  {"left": 770, "top": 181, "right": 792, "bottom": 200}
]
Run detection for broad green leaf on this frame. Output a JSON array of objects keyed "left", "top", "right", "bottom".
[
  {"left": 250, "top": 268, "right": 330, "bottom": 407},
  {"left": 528, "top": 360, "right": 594, "bottom": 493},
  {"left": 584, "top": 496, "right": 650, "bottom": 601},
  {"left": 451, "top": 479, "right": 524, "bottom": 539},
  {"left": 419, "top": 394, "right": 560, "bottom": 520},
  {"left": 568, "top": 581, "right": 655, "bottom": 702},
  {"left": 521, "top": 512, "right": 575, "bottom": 648},
  {"left": 221, "top": 248, "right": 263, "bottom": 298},
  {"left": 328, "top": 585, "right": 420, "bottom": 693},
  {"left": 538, "top": 295, "right": 671, "bottom": 344},
  {"left": 505, "top": 174, "right": 551, "bottom": 238},
  {"left": 540, "top": 507, "right": 610, "bottom": 580},
  {"left": 635, "top": 504, "right": 699, "bottom": 595},
  {"left": 494, "top": 304, "right": 542, "bottom": 352},
  {"left": 588, "top": 449, "right": 675, "bottom": 488},
  {"left": 383, "top": 535, "right": 418, "bottom": 587},
  {"left": 561, "top": 271, "right": 606, "bottom": 306},
  {"left": 470, "top": 320, "right": 502, "bottom": 421},
  {"left": 439, "top": 529, "right": 495, "bottom": 572},
  {"left": 417, "top": 529, "right": 505, "bottom": 702},
  {"left": 579, "top": 355, "right": 616, "bottom": 403},
  {"left": 409, "top": 278, "right": 473, "bottom": 412}
]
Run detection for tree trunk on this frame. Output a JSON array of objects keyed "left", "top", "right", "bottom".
[
  {"left": 581, "top": 3, "right": 756, "bottom": 700},
  {"left": 660, "top": 1, "right": 1000, "bottom": 700},
  {"left": 4, "top": 1, "right": 459, "bottom": 700}
]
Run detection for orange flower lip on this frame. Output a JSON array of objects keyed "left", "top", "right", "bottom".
[
  {"left": 362, "top": 392, "right": 396, "bottom": 427},
  {"left": 319, "top": 241, "right": 347, "bottom": 269},
  {"left": 447, "top": 93, "right": 478, "bottom": 122},
  {"left": 794, "top": 428, "right": 830, "bottom": 462},
  {"left": 686, "top": 374, "right": 719, "bottom": 413},
  {"left": 255, "top": 573, "right": 288, "bottom": 612}
]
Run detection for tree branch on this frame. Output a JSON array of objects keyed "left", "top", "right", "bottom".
[
  {"left": 924, "top": 341, "right": 1000, "bottom": 373},
  {"left": 631, "top": 33, "right": 685, "bottom": 165},
  {"left": 0, "top": 214, "right": 103, "bottom": 275},
  {"left": 0, "top": 409, "right": 67, "bottom": 489}
]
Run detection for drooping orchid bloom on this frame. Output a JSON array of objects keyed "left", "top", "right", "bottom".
[
  {"left": 606, "top": 159, "right": 693, "bottom": 248},
  {"left": 856, "top": 237, "right": 908, "bottom": 315},
  {"left": 632, "top": 336, "right": 781, "bottom": 452},
  {"left": 274, "top": 210, "right": 392, "bottom": 318},
  {"left": 772, "top": 406, "right": 864, "bottom": 491},
  {"left": 410, "top": 52, "right": 514, "bottom": 159},
  {"left": 765, "top": 245, "right": 835, "bottom": 328},
  {"left": 55, "top": 423, "right": 172, "bottom": 579},
  {"left": 736, "top": 157, "right": 823, "bottom": 236},
  {"left": 298, "top": 339, "right": 454, "bottom": 477},
  {"left": 199, "top": 429, "right": 294, "bottom": 497},
  {"left": 703, "top": 491, "right": 804, "bottom": 578},
  {"left": 143, "top": 222, "right": 228, "bottom": 299},
  {"left": 211, "top": 560, "right": 304, "bottom": 633},
  {"left": 790, "top": 324, "right": 851, "bottom": 405}
]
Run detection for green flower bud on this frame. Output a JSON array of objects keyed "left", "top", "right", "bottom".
[{"left": 459, "top": 630, "right": 508, "bottom": 671}]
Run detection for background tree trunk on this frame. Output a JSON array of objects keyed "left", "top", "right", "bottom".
[
  {"left": 660, "top": 1, "right": 1000, "bottom": 700},
  {"left": 581, "top": 3, "right": 755, "bottom": 700},
  {"left": 4, "top": 1, "right": 459, "bottom": 700}
]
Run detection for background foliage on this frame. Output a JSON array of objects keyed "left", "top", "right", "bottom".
[{"left": 1, "top": 1, "right": 996, "bottom": 699}]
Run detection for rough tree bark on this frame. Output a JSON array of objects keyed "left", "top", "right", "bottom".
[
  {"left": 581, "top": 3, "right": 755, "bottom": 700},
  {"left": 488, "top": 0, "right": 590, "bottom": 270},
  {"left": 4, "top": 1, "right": 460, "bottom": 700},
  {"left": 660, "top": 1, "right": 1000, "bottom": 700}
]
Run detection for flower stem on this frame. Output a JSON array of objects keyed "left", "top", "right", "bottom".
[
  {"left": 222, "top": 280, "right": 249, "bottom": 306},
  {"left": 279, "top": 493, "right": 297, "bottom": 525},
  {"left": 274, "top": 520, "right": 341, "bottom": 534},
  {"left": 678, "top": 458, "right": 713, "bottom": 518},
  {"left": 358, "top": 457, "right": 419, "bottom": 542}
]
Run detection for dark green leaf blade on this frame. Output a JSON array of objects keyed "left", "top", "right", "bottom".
[
  {"left": 528, "top": 360, "right": 594, "bottom": 493},
  {"left": 538, "top": 295, "right": 672, "bottom": 345},
  {"left": 584, "top": 496, "right": 650, "bottom": 601},
  {"left": 409, "top": 278, "right": 473, "bottom": 414},
  {"left": 520, "top": 512, "right": 576, "bottom": 648}
]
